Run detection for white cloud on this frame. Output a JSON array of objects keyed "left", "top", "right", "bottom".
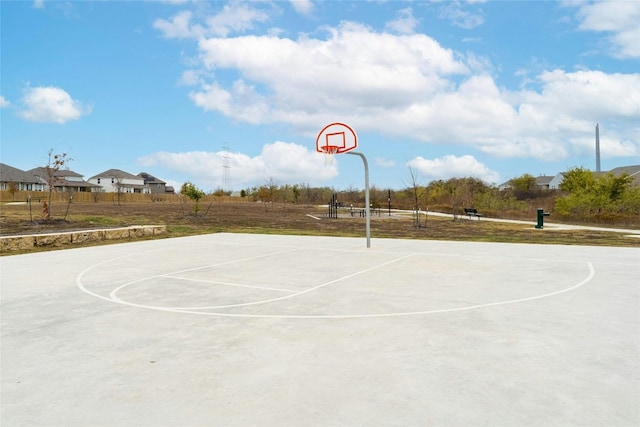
[
  {"left": 289, "top": 0, "right": 313, "bottom": 16},
  {"left": 137, "top": 142, "right": 338, "bottom": 190},
  {"left": 179, "top": 69, "right": 203, "bottom": 86},
  {"left": 192, "top": 21, "right": 467, "bottom": 126},
  {"left": 0, "top": 96, "right": 10, "bottom": 108},
  {"left": 438, "top": 2, "right": 484, "bottom": 29},
  {"left": 154, "top": 2, "right": 270, "bottom": 39},
  {"left": 205, "top": 2, "right": 269, "bottom": 37},
  {"left": 408, "top": 155, "right": 500, "bottom": 183},
  {"left": 18, "top": 86, "right": 91, "bottom": 124},
  {"left": 385, "top": 7, "right": 419, "bottom": 34},
  {"left": 531, "top": 70, "right": 638, "bottom": 120},
  {"left": 572, "top": 0, "right": 640, "bottom": 59},
  {"left": 375, "top": 157, "right": 396, "bottom": 168},
  {"left": 171, "top": 17, "right": 638, "bottom": 164},
  {"left": 462, "top": 37, "right": 483, "bottom": 44},
  {"left": 33, "top": 0, "right": 45, "bottom": 9},
  {"left": 154, "top": 10, "right": 198, "bottom": 39}
]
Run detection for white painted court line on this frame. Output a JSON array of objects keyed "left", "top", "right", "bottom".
[
  {"left": 77, "top": 241, "right": 596, "bottom": 318},
  {"left": 125, "top": 262, "right": 595, "bottom": 319},
  {"left": 159, "top": 275, "right": 298, "bottom": 293},
  {"left": 109, "top": 253, "right": 415, "bottom": 310},
  {"left": 78, "top": 247, "right": 302, "bottom": 303},
  {"left": 146, "top": 262, "right": 595, "bottom": 319}
]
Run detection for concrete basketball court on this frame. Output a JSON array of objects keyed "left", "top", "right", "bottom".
[{"left": 1, "top": 233, "right": 639, "bottom": 426}]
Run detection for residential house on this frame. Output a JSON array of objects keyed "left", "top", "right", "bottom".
[
  {"left": 609, "top": 165, "right": 640, "bottom": 187},
  {"left": 498, "top": 175, "right": 555, "bottom": 191},
  {"left": 88, "top": 169, "right": 148, "bottom": 193},
  {"left": 29, "top": 167, "right": 101, "bottom": 193},
  {"left": 549, "top": 173, "right": 564, "bottom": 190},
  {"left": 138, "top": 172, "right": 172, "bottom": 194},
  {"left": 0, "top": 163, "right": 45, "bottom": 192},
  {"left": 550, "top": 164, "right": 640, "bottom": 190},
  {"left": 534, "top": 175, "right": 554, "bottom": 190}
]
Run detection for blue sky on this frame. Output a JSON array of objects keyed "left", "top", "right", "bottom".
[{"left": 1, "top": 0, "right": 639, "bottom": 192}]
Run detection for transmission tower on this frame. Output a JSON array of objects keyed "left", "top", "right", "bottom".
[{"left": 222, "top": 145, "right": 231, "bottom": 193}]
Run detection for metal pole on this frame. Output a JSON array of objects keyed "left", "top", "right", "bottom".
[
  {"left": 346, "top": 151, "right": 370, "bottom": 248},
  {"left": 595, "top": 123, "right": 601, "bottom": 172}
]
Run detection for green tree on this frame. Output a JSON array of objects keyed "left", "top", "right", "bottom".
[
  {"left": 509, "top": 173, "right": 541, "bottom": 200},
  {"left": 595, "top": 173, "right": 632, "bottom": 202},
  {"left": 555, "top": 167, "right": 637, "bottom": 220},
  {"left": 180, "top": 181, "right": 205, "bottom": 216},
  {"left": 213, "top": 187, "right": 228, "bottom": 198},
  {"left": 559, "top": 167, "right": 595, "bottom": 194},
  {"left": 510, "top": 174, "right": 536, "bottom": 192},
  {"left": 291, "top": 184, "right": 300, "bottom": 203}
]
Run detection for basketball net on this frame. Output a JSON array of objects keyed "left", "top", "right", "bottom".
[{"left": 321, "top": 145, "right": 340, "bottom": 166}]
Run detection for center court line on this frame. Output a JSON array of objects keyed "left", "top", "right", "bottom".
[
  {"left": 108, "top": 253, "right": 416, "bottom": 310},
  {"left": 159, "top": 275, "right": 298, "bottom": 293}
]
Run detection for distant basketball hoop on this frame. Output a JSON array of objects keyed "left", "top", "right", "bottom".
[{"left": 316, "top": 122, "right": 358, "bottom": 164}]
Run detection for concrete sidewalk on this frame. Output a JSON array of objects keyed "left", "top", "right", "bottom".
[
  {"left": 418, "top": 209, "right": 640, "bottom": 235},
  {"left": 2, "top": 233, "right": 639, "bottom": 426}
]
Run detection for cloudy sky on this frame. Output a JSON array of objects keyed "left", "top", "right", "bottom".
[{"left": 1, "top": 0, "right": 638, "bottom": 191}]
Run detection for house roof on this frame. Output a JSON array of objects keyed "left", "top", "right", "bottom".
[
  {"left": 498, "top": 175, "right": 554, "bottom": 188},
  {"left": 28, "top": 167, "right": 101, "bottom": 189},
  {"left": 0, "top": 163, "right": 41, "bottom": 184},
  {"left": 608, "top": 164, "right": 640, "bottom": 186},
  {"left": 138, "top": 172, "right": 166, "bottom": 184},
  {"left": 28, "top": 167, "right": 84, "bottom": 179},
  {"left": 535, "top": 176, "right": 554, "bottom": 186},
  {"left": 89, "top": 169, "right": 141, "bottom": 180},
  {"left": 609, "top": 165, "right": 640, "bottom": 175}
]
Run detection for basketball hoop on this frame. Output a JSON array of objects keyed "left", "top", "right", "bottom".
[
  {"left": 320, "top": 145, "right": 340, "bottom": 166},
  {"left": 316, "top": 123, "right": 357, "bottom": 166}
]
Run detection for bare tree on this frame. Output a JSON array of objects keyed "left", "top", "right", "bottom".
[
  {"left": 43, "top": 149, "right": 72, "bottom": 220},
  {"left": 113, "top": 175, "right": 124, "bottom": 206},
  {"left": 406, "top": 165, "right": 425, "bottom": 228},
  {"left": 63, "top": 189, "right": 74, "bottom": 220}
]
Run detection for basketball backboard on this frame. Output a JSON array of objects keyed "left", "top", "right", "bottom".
[{"left": 316, "top": 122, "right": 358, "bottom": 154}]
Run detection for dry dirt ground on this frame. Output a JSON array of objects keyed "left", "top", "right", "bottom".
[{"left": 1, "top": 200, "right": 638, "bottom": 252}]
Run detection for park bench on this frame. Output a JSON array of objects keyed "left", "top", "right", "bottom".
[{"left": 464, "top": 207, "right": 482, "bottom": 220}]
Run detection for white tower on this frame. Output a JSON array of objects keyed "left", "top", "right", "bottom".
[
  {"left": 222, "top": 145, "right": 231, "bottom": 193},
  {"left": 595, "top": 124, "right": 601, "bottom": 172}
]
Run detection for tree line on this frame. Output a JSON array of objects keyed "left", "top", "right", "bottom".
[{"left": 181, "top": 167, "right": 640, "bottom": 225}]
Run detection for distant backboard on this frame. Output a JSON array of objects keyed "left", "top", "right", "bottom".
[{"left": 316, "top": 122, "right": 358, "bottom": 154}]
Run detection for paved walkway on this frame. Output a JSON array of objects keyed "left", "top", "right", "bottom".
[
  {"left": 2, "top": 233, "right": 639, "bottom": 426},
  {"left": 416, "top": 210, "right": 640, "bottom": 235}
]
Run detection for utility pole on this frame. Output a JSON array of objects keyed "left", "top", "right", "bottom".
[{"left": 222, "top": 145, "right": 231, "bottom": 193}]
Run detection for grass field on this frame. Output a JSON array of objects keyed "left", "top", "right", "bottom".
[{"left": 1, "top": 200, "right": 638, "bottom": 254}]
